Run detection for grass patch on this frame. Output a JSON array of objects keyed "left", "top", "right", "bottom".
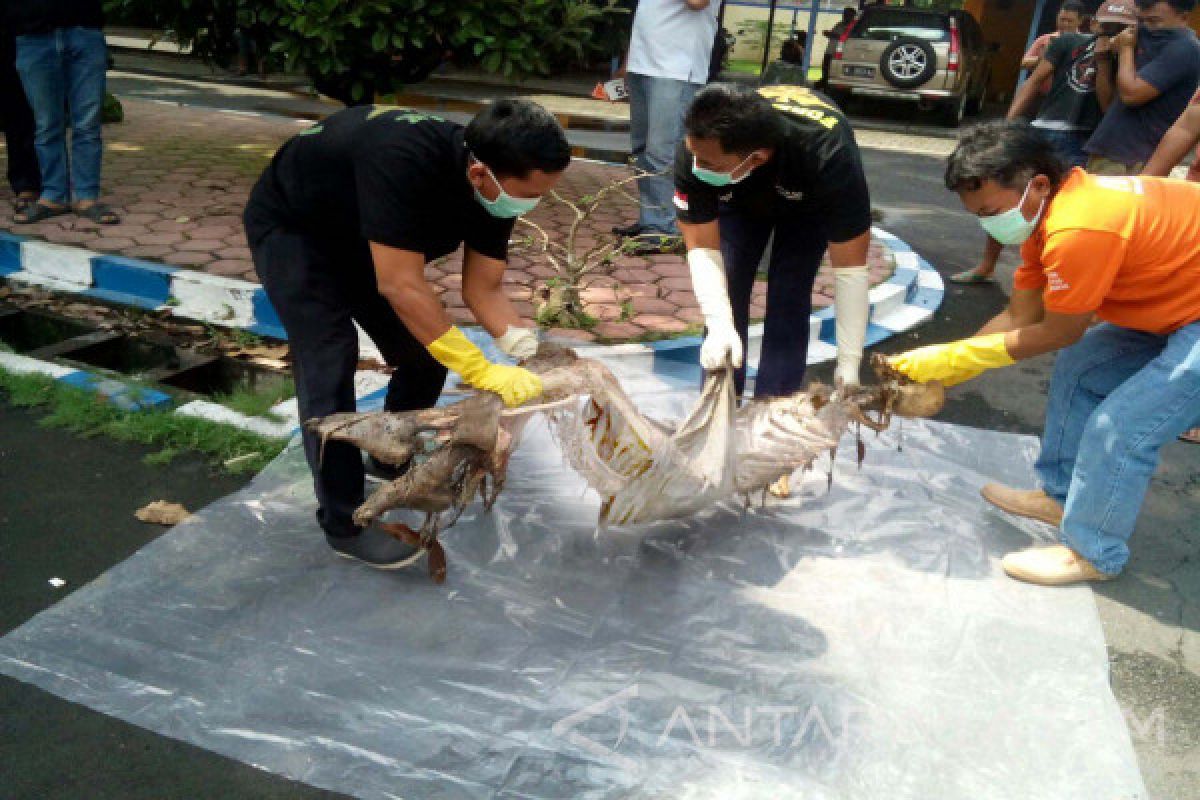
[
  {"left": 0, "top": 367, "right": 287, "bottom": 475},
  {"left": 726, "top": 60, "right": 822, "bottom": 82},
  {"left": 216, "top": 377, "right": 295, "bottom": 421}
]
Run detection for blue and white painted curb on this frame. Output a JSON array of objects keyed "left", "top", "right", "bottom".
[
  {"left": 0, "top": 226, "right": 942, "bottom": 437},
  {"left": 0, "top": 232, "right": 287, "bottom": 339}
]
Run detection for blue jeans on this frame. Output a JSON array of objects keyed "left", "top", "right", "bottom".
[
  {"left": 627, "top": 72, "right": 700, "bottom": 234},
  {"left": 1034, "top": 320, "right": 1200, "bottom": 574},
  {"left": 15, "top": 27, "right": 107, "bottom": 205},
  {"left": 1036, "top": 128, "right": 1090, "bottom": 169}
]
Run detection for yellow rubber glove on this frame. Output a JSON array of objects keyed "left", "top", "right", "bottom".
[
  {"left": 888, "top": 332, "right": 1014, "bottom": 387},
  {"left": 426, "top": 327, "right": 543, "bottom": 407}
]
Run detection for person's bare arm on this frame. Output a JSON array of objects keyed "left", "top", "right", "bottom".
[
  {"left": 1020, "top": 36, "right": 1045, "bottom": 70},
  {"left": 684, "top": 0, "right": 710, "bottom": 9},
  {"left": 1004, "top": 310, "right": 1093, "bottom": 360},
  {"left": 1008, "top": 59, "right": 1056, "bottom": 119},
  {"left": 1114, "top": 28, "right": 1160, "bottom": 107},
  {"left": 1143, "top": 100, "right": 1200, "bottom": 176},
  {"left": 370, "top": 242, "right": 453, "bottom": 344},
  {"left": 976, "top": 287, "right": 1045, "bottom": 335},
  {"left": 462, "top": 247, "right": 523, "bottom": 339},
  {"left": 679, "top": 219, "right": 721, "bottom": 251},
  {"left": 827, "top": 229, "right": 870, "bottom": 267}
]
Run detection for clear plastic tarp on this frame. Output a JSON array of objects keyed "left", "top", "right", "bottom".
[{"left": 0, "top": 365, "right": 1145, "bottom": 799}]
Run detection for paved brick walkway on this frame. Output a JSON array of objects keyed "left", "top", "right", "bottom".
[{"left": 0, "top": 97, "right": 894, "bottom": 343}]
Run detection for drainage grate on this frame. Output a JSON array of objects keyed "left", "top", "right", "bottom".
[
  {"left": 0, "top": 304, "right": 290, "bottom": 406},
  {"left": 62, "top": 336, "right": 184, "bottom": 379},
  {"left": 0, "top": 308, "right": 94, "bottom": 354},
  {"left": 161, "top": 358, "right": 290, "bottom": 397}
]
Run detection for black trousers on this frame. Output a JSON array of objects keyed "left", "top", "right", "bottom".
[
  {"left": 719, "top": 205, "right": 827, "bottom": 399},
  {"left": 0, "top": 33, "right": 40, "bottom": 196},
  {"left": 250, "top": 224, "right": 447, "bottom": 539}
]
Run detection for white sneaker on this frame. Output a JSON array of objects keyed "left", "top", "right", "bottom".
[{"left": 1001, "top": 545, "right": 1115, "bottom": 586}]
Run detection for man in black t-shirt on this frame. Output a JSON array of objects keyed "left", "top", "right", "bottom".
[
  {"left": 243, "top": 99, "right": 570, "bottom": 569},
  {"left": 673, "top": 84, "right": 873, "bottom": 495}
]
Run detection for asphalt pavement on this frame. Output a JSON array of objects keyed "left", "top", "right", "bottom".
[{"left": 1, "top": 107, "right": 1196, "bottom": 797}]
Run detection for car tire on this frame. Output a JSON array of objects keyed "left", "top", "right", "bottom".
[{"left": 879, "top": 37, "right": 937, "bottom": 89}]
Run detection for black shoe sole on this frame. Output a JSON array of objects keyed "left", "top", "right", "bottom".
[{"left": 333, "top": 548, "right": 425, "bottom": 570}]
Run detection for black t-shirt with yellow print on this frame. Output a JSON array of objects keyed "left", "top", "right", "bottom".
[
  {"left": 672, "top": 86, "right": 872, "bottom": 243},
  {"left": 245, "top": 104, "right": 515, "bottom": 263}
]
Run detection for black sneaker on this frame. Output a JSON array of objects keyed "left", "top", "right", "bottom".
[
  {"left": 624, "top": 233, "right": 684, "bottom": 256},
  {"left": 612, "top": 221, "right": 645, "bottom": 237},
  {"left": 326, "top": 526, "right": 423, "bottom": 570}
]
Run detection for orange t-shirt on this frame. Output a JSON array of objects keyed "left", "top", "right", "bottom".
[{"left": 1015, "top": 168, "right": 1200, "bottom": 334}]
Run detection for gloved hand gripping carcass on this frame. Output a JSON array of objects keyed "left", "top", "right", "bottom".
[{"left": 306, "top": 344, "right": 943, "bottom": 581}]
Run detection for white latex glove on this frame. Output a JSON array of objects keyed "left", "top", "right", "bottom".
[
  {"left": 833, "top": 265, "right": 869, "bottom": 387},
  {"left": 688, "top": 247, "right": 743, "bottom": 370},
  {"left": 495, "top": 325, "right": 539, "bottom": 361}
]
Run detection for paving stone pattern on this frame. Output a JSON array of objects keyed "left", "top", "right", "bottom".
[{"left": 0, "top": 98, "right": 893, "bottom": 343}]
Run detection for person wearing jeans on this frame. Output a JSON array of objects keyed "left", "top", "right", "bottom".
[
  {"left": 5, "top": 0, "right": 118, "bottom": 224},
  {"left": 625, "top": 72, "right": 701, "bottom": 237},
  {"left": 0, "top": 28, "right": 40, "bottom": 219},
  {"left": 615, "top": 0, "right": 719, "bottom": 251},
  {"left": 1033, "top": 321, "right": 1200, "bottom": 573},
  {"left": 890, "top": 121, "right": 1200, "bottom": 586}
]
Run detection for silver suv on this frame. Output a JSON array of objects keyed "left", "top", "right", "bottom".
[{"left": 825, "top": 7, "right": 991, "bottom": 126}]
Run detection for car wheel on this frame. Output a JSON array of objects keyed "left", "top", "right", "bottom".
[
  {"left": 880, "top": 37, "right": 937, "bottom": 89},
  {"left": 939, "top": 92, "right": 968, "bottom": 126}
]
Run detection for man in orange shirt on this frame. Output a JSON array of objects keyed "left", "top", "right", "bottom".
[{"left": 889, "top": 121, "right": 1200, "bottom": 586}]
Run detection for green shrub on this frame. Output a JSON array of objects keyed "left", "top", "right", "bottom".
[{"left": 104, "top": 0, "right": 630, "bottom": 105}]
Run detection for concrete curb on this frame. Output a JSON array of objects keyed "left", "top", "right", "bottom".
[
  {"left": 0, "top": 226, "right": 942, "bottom": 437},
  {"left": 0, "top": 232, "right": 288, "bottom": 339}
]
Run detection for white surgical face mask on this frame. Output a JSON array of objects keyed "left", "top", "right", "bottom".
[
  {"left": 978, "top": 181, "right": 1045, "bottom": 245},
  {"left": 692, "top": 153, "right": 756, "bottom": 187},
  {"left": 473, "top": 162, "right": 541, "bottom": 218}
]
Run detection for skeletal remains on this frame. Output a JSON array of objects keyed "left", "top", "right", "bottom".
[{"left": 306, "top": 344, "right": 944, "bottom": 582}]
